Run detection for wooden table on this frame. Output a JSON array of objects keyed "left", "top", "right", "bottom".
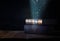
[{"left": 0, "top": 31, "right": 53, "bottom": 39}]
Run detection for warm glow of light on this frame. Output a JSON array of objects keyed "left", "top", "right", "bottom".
[
  {"left": 37, "top": 19, "right": 42, "bottom": 24},
  {"left": 28, "top": 19, "right": 32, "bottom": 23},
  {"left": 31, "top": 19, "right": 34, "bottom": 24},
  {"left": 25, "top": 19, "right": 29, "bottom": 23},
  {"left": 25, "top": 19, "right": 42, "bottom": 24}
]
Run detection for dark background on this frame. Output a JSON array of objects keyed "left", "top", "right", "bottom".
[
  {"left": 0, "top": 0, "right": 30, "bottom": 30},
  {"left": 0, "top": 0, "right": 57, "bottom": 32}
]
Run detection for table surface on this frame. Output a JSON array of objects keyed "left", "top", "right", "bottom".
[{"left": 0, "top": 31, "right": 54, "bottom": 38}]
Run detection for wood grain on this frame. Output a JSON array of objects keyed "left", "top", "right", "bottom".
[{"left": 0, "top": 31, "right": 53, "bottom": 38}]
